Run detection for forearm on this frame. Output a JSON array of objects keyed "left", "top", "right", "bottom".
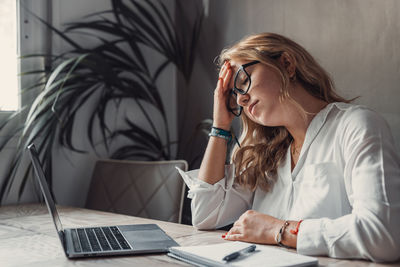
[
  {"left": 199, "top": 59, "right": 234, "bottom": 185},
  {"left": 179, "top": 165, "right": 254, "bottom": 230},
  {"left": 198, "top": 136, "right": 228, "bottom": 184},
  {"left": 297, "top": 213, "right": 400, "bottom": 262},
  {"left": 224, "top": 211, "right": 300, "bottom": 247}
]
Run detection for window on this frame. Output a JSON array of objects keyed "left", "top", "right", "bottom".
[
  {"left": 0, "top": 0, "right": 50, "bottom": 123},
  {"left": 0, "top": 1, "right": 18, "bottom": 111}
]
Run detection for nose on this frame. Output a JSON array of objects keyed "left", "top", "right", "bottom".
[{"left": 236, "top": 93, "right": 250, "bottom": 106}]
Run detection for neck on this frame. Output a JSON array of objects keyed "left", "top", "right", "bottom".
[{"left": 283, "top": 85, "right": 328, "bottom": 147}]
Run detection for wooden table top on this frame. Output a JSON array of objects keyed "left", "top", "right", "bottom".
[{"left": 0, "top": 204, "right": 398, "bottom": 267}]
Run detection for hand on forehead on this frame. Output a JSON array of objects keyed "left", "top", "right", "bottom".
[{"left": 225, "top": 59, "right": 258, "bottom": 89}]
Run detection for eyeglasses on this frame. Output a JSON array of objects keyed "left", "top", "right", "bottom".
[{"left": 226, "top": 60, "right": 260, "bottom": 116}]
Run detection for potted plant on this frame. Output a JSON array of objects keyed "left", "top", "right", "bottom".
[{"left": 0, "top": 0, "right": 206, "bottom": 206}]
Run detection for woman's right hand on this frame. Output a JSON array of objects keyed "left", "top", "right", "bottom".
[{"left": 213, "top": 61, "right": 235, "bottom": 130}]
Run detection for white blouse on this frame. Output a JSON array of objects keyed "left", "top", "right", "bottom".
[{"left": 178, "top": 102, "right": 400, "bottom": 262}]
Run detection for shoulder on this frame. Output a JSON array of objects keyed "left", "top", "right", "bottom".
[
  {"left": 330, "top": 102, "right": 390, "bottom": 135},
  {"left": 327, "top": 103, "right": 395, "bottom": 153}
]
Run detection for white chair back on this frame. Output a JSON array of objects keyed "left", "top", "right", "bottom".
[{"left": 85, "top": 159, "right": 188, "bottom": 223}]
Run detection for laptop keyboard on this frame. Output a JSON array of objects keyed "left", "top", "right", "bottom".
[{"left": 71, "top": 226, "right": 131, "bottom": 253}]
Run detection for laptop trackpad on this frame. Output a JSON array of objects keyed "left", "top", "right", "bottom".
[
  {"left": 119, "top": 224, "right": 177, "bottom": 251},
  {"left": 123, "top": 229, "right": 171, "bottom": 242}
]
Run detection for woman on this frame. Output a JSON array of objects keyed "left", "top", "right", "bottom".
[{"left": 178, "top": 33, "right": 400, "bottom": 262}]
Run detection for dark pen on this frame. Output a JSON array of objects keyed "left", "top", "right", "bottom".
[{"left": 222, "top": 244, "right": 257, "bottom": 262}]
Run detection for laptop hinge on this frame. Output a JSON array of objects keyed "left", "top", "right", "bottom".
[{"left": 59, "top": 230, "right": 69, "bottom": 257}]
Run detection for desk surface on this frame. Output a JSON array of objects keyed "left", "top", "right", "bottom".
[{"left": 0, "top": 204, "right": 398, "bottom": 267}]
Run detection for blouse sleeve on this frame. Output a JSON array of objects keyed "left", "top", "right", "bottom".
[
  {"left": 176, "top": 164, "right": 254, "bottom": 230},
  {"left": 297, "top": 108, "right": 400, "bottom": 262}
]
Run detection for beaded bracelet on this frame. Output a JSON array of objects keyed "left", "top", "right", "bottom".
[
  {"left": 275, "top": 221, "right": 291, "bottom": 248},
  {"left": 209, "top": 127, "right": 232, "bottom": 142},
  {"left": 209, "top": 127, "right": 241, "bottom": 147}
]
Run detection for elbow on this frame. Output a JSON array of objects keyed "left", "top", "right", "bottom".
[
  {"left": 191, "top": 211, "right": 217, "bottom": 230},
  {"left": 356, "top": 213, "right": 400, "bottom": 262},
  {"left": 367, "top": 245, "right": 400, "bottom": 263},
  {"left": 365, "top": 237, "right": 400, "bottom": 262},
  {"left": 192, "top": 220, "right": 213, "bottom": 230},
  {"left": 190, "top": 195, "right": 222, "bottom": 230},
  {"left": 325, "top": 211, "right": 400, "bottom": 262}
]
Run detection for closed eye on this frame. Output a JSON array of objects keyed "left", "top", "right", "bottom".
[{"left": 240, "top": 76, "right": 249, "bottom": 85}]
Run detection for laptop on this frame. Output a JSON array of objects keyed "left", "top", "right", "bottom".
[{"left": 27, "top": 143, "right": 179, "bottom": 258}]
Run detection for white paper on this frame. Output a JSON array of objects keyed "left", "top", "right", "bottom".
[{"left": 169, "top": 241, "right": 318, "bottom": 267}]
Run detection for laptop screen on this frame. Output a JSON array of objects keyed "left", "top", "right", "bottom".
[{"left": 28, "top": 144, "right": 64, "bottom": 236}]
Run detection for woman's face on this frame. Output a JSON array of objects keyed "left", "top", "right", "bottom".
[{"left": 228, "top": 59, "right": 287, "bottom": 127}]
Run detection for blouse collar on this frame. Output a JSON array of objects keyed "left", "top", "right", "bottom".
[{"left": 291, "top": 102, "right": 338, "bottom": 178}]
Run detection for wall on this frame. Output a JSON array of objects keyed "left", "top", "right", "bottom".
[{"left": 184, "top": 0, "right": 400, "bottom": 165}]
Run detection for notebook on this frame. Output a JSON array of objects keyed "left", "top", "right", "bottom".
[{"left": 168, "top": 241, "right": 318, "bottom": 267}]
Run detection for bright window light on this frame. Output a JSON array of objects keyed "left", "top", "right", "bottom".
[{"left": 0, "top": 1, "right": 18, "bottom": 111}]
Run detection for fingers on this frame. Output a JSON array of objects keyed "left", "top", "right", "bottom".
[
  {"left": 224, "top": 226, "right": 244, "bottom": 240},
  {"left": 232, "top": 220, "right": 242, "bottom": 228},
  {"left": 217, "top": 61, "right": 232, "bottom": 93},
  {"left": 223, "top": 214, "right": 246, "bottom": 240},
  {"left": 217, "top": 77, "right": 224, "bottom": 88},
  {"left": 224, "top": 233, "right": 243, "bottom": 241},
  {"left": 228, "top": 227, "right": 240, "bottom": 235},
  {"left": 213, "top": 61, "right": 235, "bottom": 127},
  {"left": 223, "top": 68, "right": 232, "bottom": 89},
  {"left": 218, "top": 61, "right": 229, "bottom": 78},
  {"left": 224, "top": 225, "right": 242, "bottom": 239}
]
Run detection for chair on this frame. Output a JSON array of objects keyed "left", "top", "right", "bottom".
[{"left": 85, "top": 159, "right": 188, "bottom": 223}]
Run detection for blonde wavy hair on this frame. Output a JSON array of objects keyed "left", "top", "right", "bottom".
[{"left": 217, "top": 32, "right": 352, "bottom": 192}]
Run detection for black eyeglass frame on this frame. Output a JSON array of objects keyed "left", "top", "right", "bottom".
[{"left": 227, "top": 60, "right": 260, "bottom": 116}]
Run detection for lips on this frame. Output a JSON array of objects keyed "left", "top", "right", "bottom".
[{"left": 248, "top": 100, "right": 258, "bottom": 115}]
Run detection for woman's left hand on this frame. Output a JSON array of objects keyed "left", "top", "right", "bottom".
[{"left": 223, "top": 210, "right": 284, "bottom": 245}]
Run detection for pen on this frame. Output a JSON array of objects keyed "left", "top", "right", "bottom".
[{"left": 222, "top": 244, "right": 256, "bottom": 262}]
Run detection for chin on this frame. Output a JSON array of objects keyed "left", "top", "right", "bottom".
[
  {"left": 254, "top": 115, "right": 280, "bottom": 127},
  {"left": 245, "top": 110, "right": 279, "bottom": 127},
  {"left": 248, "top": 115, "right": 271, "bottom": 127}
]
